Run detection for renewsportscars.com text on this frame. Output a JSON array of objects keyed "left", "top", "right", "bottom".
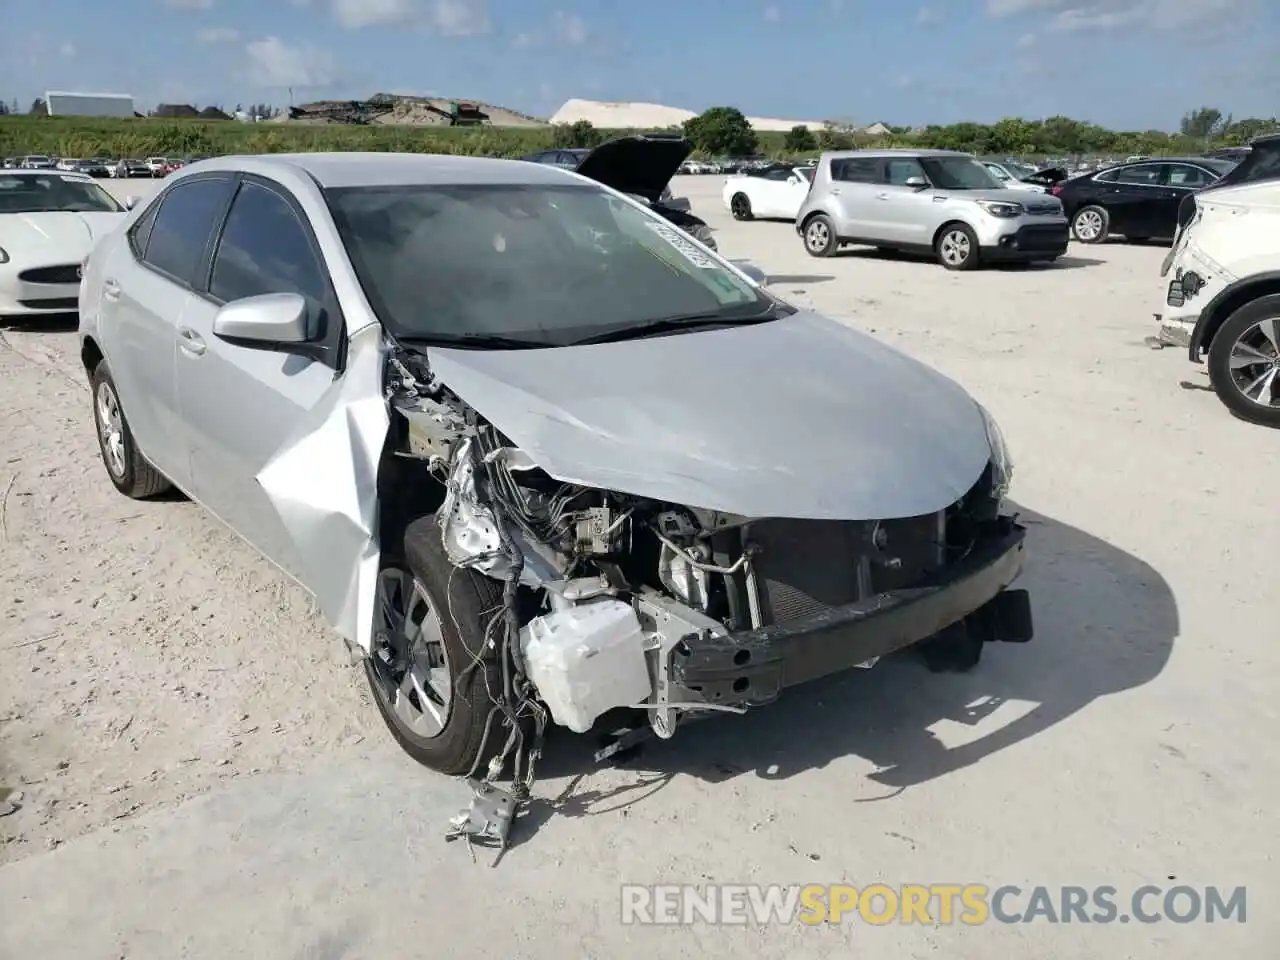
[{"left": 620, "top": 883, "right": 1247, "bottom": 926}]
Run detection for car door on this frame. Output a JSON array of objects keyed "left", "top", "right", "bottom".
[
  {"left": 174, "top": 175, "right": 347, "bottom": 582},
  {"left": 781, "top": 169, "right": 811, "bottom": 219},
  {"left": 99, "top": 174, "right": 235, "bottom": 490},
  {"left": 871, "top": 156, "right": 937, "bottom": 246},
  {"left": 753, "top": 168, "right": 791, "bottom": 217},
  {"left": 1156, "top": 163, "right": 1219, "bottom": 239},
  {"left": 1092, "top": 162, "right": 1163, "bottom": 237},
  {"left": 825, "top": 156, "right": 881, "bottom": 238}
]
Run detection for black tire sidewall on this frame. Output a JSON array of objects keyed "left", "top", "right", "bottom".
[
  {"left": 1072, "top": 205, "right": 1109, "bottom": 244},
  {"left": 365, "top": 517, "right": 508, "bottom": 774},
  {"left": 90, "top": 363, "right": 141, "bottom": 496},
  {"left": 1206, "top": 294, "right": 1280, "bottom": 427},
  {"left": 731, "top": 193, "right": 752, "bottom": 220}
]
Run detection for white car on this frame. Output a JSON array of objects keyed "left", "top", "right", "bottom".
[
  {"left": 146, "top": 157, "right": 168, "bottom": 175},
  {"left": 1154, "top": 135, "right": 1280, "bottom": 426},
  {"left": 723, "top": 164, "right": 813, "bottom": 221},
  {"left": 981, "top": 161, "right": 1047, "bottom": 193},
  {"left": 0, "top": 171, "right": 131, "bottom": 319},
  {"left": 56, "top": 158, "right": 82, "bottom": 172}
]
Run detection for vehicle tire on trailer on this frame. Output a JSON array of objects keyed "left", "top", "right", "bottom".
[
  {"left": 802, "top": 214, "right": 838, "bottom": 257},
  {"left": 935, "top": 223, "right": 980, "bottom": 271},
  {"left": 365, "top": 515, "right": 514, "bottom": 774},
  {"left": 1071, "top": 205, "right": 1109, "bottom": 243},
  {"left": 1205, "top": 293, "right": 1280, "bottom": 428},
  {"left": 89, "top": 361, "right": 173, "bottom": 499},
  {"left": 730, "top": 193, "right": 754, "bottom": 221}
]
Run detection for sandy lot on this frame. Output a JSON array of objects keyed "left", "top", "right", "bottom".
[{"left": 0, "top": 174, "right": 1277, "bottom": 957}]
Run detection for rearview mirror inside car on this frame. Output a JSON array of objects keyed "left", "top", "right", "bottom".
[
  {"left": 905, "top": 176, "right": 928, "bottom": 188},
  {"left": 212, "top": 292, "right": 312, "bottom": 348}
]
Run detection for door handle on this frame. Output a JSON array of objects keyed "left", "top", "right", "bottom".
[
  {"left": 178, "top": 327, "right": 206, "bottom": 356},
  {"left": 102, "top": 278, "right": 120, "bottom": 300}
]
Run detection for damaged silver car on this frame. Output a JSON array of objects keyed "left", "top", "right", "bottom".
[{"left": 78, "top": 152, "right": 1033, "bottom": 830}]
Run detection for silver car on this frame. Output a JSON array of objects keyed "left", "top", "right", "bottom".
[
  {"left": 795, "top": 149, "right": 1070, "bottom": 269},
  {"left": 78, "top": 153, "right": 1032, "bottom": 835}
]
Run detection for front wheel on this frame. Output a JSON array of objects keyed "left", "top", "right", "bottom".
[
  {"left": 802, "top": 214, "right": 838, "bottom": 257},
  {"left": 935, "top": 224, "right": 980, "bottom": 271},
  {"left": 365, "top": 516, "right": 512, "bottom": 774},
  {"left": 1206, "top": 294, "right": 1280, "bottom": 428}
]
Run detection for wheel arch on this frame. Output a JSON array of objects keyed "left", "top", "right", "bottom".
[
  {"left": 932, "top": 219, "right": 977, "bottom": 249},
  {"left": 80, "top": 335, "right": 104, "bottom": 381},
  {"left": 1189, "top": 273, "right": 1280, "bottom": 360}
]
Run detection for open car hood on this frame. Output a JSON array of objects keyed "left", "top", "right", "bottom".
[
  {"left": 425, "top": 311, "right": 992, "bottom": 521},
  {"left": 574, "top": 135, "right": 693, "bottom": 204},
  {"left": 1021, "top": 166, "right": 1068, "bottom": 186}
]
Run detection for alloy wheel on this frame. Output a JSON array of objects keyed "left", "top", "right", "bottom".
[
  {"left": 939, "top": 229, "right": 971, "bottom": 267},
  {"left": 1074, "top": 210, "right": 1103, "bottom": 241},
  {"left": 369, "top": 567, "right": 453, "bottom": 739},
  {"left": 95, "top": 381, "right": 127, "bottom": 478},
  {"left": 805, "top": 220, "right": 830, "bottom": 253},
  {"left": 1227, "top": 316, "right": 1280, "bottom": 409}
]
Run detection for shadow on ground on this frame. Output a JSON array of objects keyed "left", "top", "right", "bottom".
[
  {"left": 0, "top": 312, "right": 78, "bottom": 333},
  {"left": 528, "top": 503, "right": 1177, "bottom": 821}
]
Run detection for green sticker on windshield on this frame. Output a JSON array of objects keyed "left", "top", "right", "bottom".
[{"left": 644, "top": 221, "right": 716, "bottom": 268}]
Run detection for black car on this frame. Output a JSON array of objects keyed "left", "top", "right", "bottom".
[
  {"left": 518, "top": 135, "right": 715, "bottom": 249},
  {"left": 1051, "top": 156, "right": 1238, "bottom": 244}
]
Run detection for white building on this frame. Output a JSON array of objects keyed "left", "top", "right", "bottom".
[{"left": 44, "top": 91, "right": 135, "bottom": 118}]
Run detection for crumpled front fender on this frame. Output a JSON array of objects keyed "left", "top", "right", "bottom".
[{"left": 255, "top": 325, "right": 390, "bottom": 654}]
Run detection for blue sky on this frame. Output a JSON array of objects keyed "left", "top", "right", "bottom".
[{"left": 1, "top": 0, "right": 1277, "bottom": 129}]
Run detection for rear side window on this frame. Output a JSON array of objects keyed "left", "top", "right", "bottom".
[
  {"left": 1099, "top": 164, "right": 1162, "bottom": 185},
  {"left": 830, "top": 158, "right": 879, "bottom": 183},
  {"left": 209, "top": 181, "right": 328, "bottom": 309},
  {"left": 144, "top": 178, "right": 229, "bottom": 285},
  {"left": 127, "top": 201, "right": 160, "bottom": 257},
  {"left": 1165, "top": 164, "right": 1217, "bottom": 188}
]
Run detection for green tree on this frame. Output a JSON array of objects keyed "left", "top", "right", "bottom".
[
  {"left": 29, "top": 98, "right": 47, "bottom": 116},
  {"left": 783, "top": 125, "right": 817, "bottom": 152},
  {"left": 1180, "top": 107, "right": 1226, "bottom": 140},
  {"left": 552, "top": 119, "right": 602, "bottom": 149},
  {"left": 683, "top": 106, "right": 758, "bottom": 157}
]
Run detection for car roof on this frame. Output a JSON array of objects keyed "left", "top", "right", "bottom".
[
  {"left": 0, "top": 169, "right": 92, "bottom": 178},
  {"left": 822, "top": 148, "right": 973, "bottom": 159},
  {"left": 187, "top": 151, "right": 582, "bottom": 189}
]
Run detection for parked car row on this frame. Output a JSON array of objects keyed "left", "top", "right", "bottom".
[{"left": 1, "top": 155, "right": 204, "bottom": 178}]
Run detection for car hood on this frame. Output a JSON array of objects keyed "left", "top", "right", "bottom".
[
  {"left": 574, "top": 136, "right": 693, "bottom": 204},
  {"left": 0, "top": 211, "right": 125, "bottom": 256},
  {"left": 425, "top": 311, "right": 992, "bottom": 520}
]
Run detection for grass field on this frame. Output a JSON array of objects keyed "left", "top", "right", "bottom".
[{"left": 0, "top": 115, "right": 796, "bottom": 159}]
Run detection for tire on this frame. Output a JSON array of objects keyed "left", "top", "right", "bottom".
[
  {"left": 729, "top": 193, "right": 754, "bottom": 221},
  {"left": 802, "top": 214, "right": 838, "bottom": 257},
  {"left": 365, "top": 515, "right": 512, "bottom": 774},
  {"left": 1205, "top": 294, "right": 1280, "bottom": 428},
  {"left": 935, "top": 223, "right": 980, "bottom": 271},
  {"left": 90, "top": 361, "right": 172, "bottom": 499},
  {"left": 1071, "top": 205, "right": 1109, "bottom": 243}
]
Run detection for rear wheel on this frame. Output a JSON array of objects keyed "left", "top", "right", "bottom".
[
  {"left": 365, "top": 516, "right": 511, "bottom": 774},
  {"left": 90, "top": 362, "right": 172, "bottom": 499},
  {"left": 1206, "top": 294, "right": 1280, "bottom": 428},
  {"left": 803, "top": 214, "right": 838, "bottom": 257},
  {"left": 730, "top": 193, "right": 753, "bottom": 220},
  {"left": 1071, "top": 205, "right": 1109, "bottom": 243}
]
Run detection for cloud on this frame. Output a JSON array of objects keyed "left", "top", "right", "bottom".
[
  {"left": 162, "top": 0, "right": 214, "bottom": 8},
  {"left": 330, "top": 0, "right": 488, "bottom": 32},
  {"left": 553, "top": 11, "right": 588, "bottom": 45},
  {"left": 1016, "top": 31, "right": 1037, "bottom": 46},
  {"left": 763, "top": 5, "right": 781, "bottom": 21},
  {"left": 915, "top": 5, "right": 941, "bottom": 24},
  {"left": 986, "top": 0, "right": 1246, "bottom": 31},
  {"left": 244, "top": 36, "right": 337, "bottom": 87},
  {"left": 197, "top": 26, "right": 239, "bottom": 42},
  {"left": 59, "top": 42, "right": 77, "bottom": 58}
]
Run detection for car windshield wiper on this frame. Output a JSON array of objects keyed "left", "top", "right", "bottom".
[
  {"left": 565, "top": 308, "right": 780, "bottom": 346},
  {"left": 395, "top": 333, "right": 553, "bottom": 350}
]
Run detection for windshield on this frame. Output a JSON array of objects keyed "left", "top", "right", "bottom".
[
  {"left": 0, "top": 174, "right": 124, "bottom": 213},
  {"left": 326, "top": 182, "right": 770, "bottom": 347},
  {"left": 921, "top": 157, "right": 1002, "bottom": 190}
]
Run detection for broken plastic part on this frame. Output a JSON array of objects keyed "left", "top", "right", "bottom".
[{"left": 446, "top": 778, "right": 517, "bottom": 850}]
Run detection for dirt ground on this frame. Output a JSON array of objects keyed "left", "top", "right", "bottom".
[{"left": 0, "top": 174, "right": 1277, "bottom": 957}]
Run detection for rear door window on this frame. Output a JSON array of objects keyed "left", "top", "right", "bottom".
[
  {"left": 1099, "top": 164, "right": 1163, "bottom": 186},
  {"left": 830, "top": 157, "right": 880, "bottom": 183},
  {"left": 1164, "top": 164, "right": 1217, "bottom": 188},
  {"left": 143, "top": 177, "right": 231, "bottom": 286}
]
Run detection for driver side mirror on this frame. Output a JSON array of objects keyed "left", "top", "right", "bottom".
[
  {"left": 212, "top": 292, "right": 313, "bottom": 350},
  {"left": 124, "top": 195, "right": 141, "bottom": 210},
  {"left": 904, "top": 176, "right": 929, "bottom": 189},
  {"left": 732, "top": 260, "right": 768, "bottom": 285}
]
